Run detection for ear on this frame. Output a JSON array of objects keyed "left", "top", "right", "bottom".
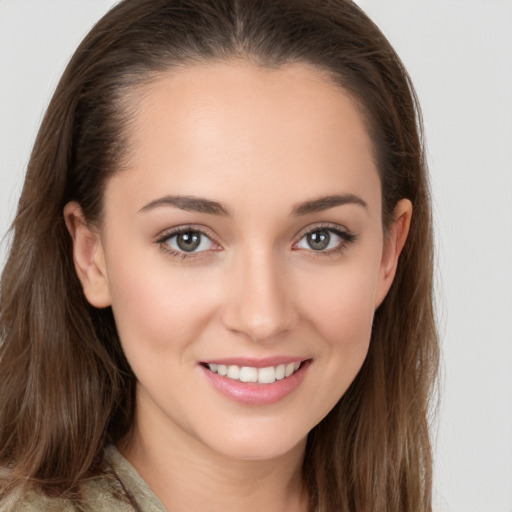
[
  {"left": 374, "top": 198, "right": 412, "bottom": 309},
  {"left": 64, "top": 202, "right": 112, "bottom": 308}
]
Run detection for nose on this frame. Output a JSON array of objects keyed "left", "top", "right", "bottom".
[{"left": 221, "top": 250, "right": 298, "bottom": 343}]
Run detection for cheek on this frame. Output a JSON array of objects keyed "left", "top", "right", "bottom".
[
  {"left": 291, "top": 260, "right": 380, "bottom": 427},
  {"left": 302, "top": 259, "right": 380, "bottom": 348},
  {"left": 105, "top": 247, "right": 218, "bottom": 360}
]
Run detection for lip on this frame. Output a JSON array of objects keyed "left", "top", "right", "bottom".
[{"left": 200, "top": 359, "right": 311, "bottom": 406}]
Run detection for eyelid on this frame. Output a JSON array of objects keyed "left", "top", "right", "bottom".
[
  {"left": 155, "top": 225, "right": 223, "bottom": 258},
  {"left": 154, "top": 222, "right": 221, "bottom": 240},
  {"left": 293, "top": 222, "right": 352, "bottom": 241},
  {"left": 292, "top": 222, "right": 357, "bottom": 252}
]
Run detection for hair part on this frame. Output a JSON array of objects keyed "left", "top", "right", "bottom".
[{"left": 0, "top": 1, "right": 438, "bottom": 510}]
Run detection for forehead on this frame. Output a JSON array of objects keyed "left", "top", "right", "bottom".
[{"left": 109, "top": 60, "right": 380, "bottom": 218}]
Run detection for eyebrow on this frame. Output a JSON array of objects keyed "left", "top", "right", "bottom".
[
  {"left": 292, "top": 194, "right": 367, "bottom": 216},
  {"left": 139, "top": 195, "right": 231, "bottom": 216},
  {"left": 138, "top": 193, "right": 367, "bottom": 217}
]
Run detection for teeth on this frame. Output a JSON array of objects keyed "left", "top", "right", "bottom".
[
  {"left": 207, "top": 362, "right": 302, "bottom": 384},
  {"left": 227, "top": 365, "right": 240, "bottom": 379},
  {"left": 257, "top": 366, "right": 276, "bottom": 384},
  {"left": 239, "top": 366, "right": 258, "bottom": 383}
]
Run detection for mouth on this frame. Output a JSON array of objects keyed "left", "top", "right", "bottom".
[
  {"left": 201, "top": 360, "right": 306, "bottom": 385},
  {"left": 199, "top": 358, "right": 311, "bottom": 405}
]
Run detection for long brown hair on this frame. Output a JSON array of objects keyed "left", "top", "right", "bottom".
[{"left": 0, "top": 1, "right": 439, "bottom": 510}]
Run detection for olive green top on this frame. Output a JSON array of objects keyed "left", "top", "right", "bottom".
[{"left": 13, "top": 446, "right": 167, "bottom": 512}]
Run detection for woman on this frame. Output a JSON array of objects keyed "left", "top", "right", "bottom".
[{"left": 0, "top": 0, "right": 439, "bottom": 510}]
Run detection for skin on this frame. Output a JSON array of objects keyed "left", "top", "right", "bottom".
[{"left": 65, "top": 60, "right": 411, "bottom": 512}]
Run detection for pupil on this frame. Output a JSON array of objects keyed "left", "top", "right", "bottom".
[
  {"left": 308, "top": 230, "right": 330, "bottom": 250},
  {"left": 177, "top": 232, "right": 201, "bottom": 252}
]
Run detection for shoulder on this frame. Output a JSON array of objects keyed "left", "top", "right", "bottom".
[
  {"left": 2, "top": 476, "right": 135, "bottom": 512},
  {"left": 1, "top": 446, "right": 164, "bottom": 512}
]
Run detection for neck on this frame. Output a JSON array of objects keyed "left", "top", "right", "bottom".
[{"left": 119, "top": 404, "right": 309, "bottom": 512}]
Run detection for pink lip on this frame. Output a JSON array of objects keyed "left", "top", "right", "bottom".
[{"left": 200, "top": 360, "right": 311, "bottom": 406}]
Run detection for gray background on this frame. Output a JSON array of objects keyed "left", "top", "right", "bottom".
[{"left": 1, "top": 1, "right": 511, "bottom": 510}]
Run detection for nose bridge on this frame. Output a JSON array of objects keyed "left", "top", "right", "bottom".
[{"left": 222, "top": 246, "right": 297, "bottom": 342}]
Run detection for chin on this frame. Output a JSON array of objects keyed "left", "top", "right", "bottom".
[{"left": 197, "top": 422, "right": 308, "bottom": 462}]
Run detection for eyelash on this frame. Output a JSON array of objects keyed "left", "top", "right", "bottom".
[
  {"left": 156, "top": 224, "right": 357, "bottom": 261},
  {"left": 293, "top": 224, "right": 357, "bottom": 257},
  {"left": 156, "top": 226, "right": 220, "bottom": 261}
]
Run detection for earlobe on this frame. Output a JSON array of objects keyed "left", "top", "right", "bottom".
[
  {"left": 374, "top": 199, "right": 412, "bottom": 308},
  {"left": 63, "top": 202, "right": 112, "bottom": 308}
]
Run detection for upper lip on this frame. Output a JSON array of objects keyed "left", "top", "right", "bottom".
[{"left": 200, "top": 356, "right": 310, "bottom": 368}]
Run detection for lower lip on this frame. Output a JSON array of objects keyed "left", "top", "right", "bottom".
[{"left": 200, "top": 361, "right": 311, "bottom": 406}]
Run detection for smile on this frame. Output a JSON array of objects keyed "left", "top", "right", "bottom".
[
  {"left": 206, "top": 362, "right": 301, "bottom": 384},
  {"left": 200, "top": 359, "right": 311, "bottom": 405}
]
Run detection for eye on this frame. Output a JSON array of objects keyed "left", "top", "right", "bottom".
[
  {"left": 162, "top": 229, "right": 214, "bottom": 253},
  {"left": 295, "top": 227, "right": 355, "bottom": 252}
]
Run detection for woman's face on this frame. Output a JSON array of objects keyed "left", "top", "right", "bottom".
[{"left": 68, "top": 61, "right": 409, "bottom": 461}]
